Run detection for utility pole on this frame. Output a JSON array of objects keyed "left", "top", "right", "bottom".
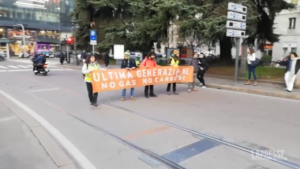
[{"left": 13, "top": 24, "right": 26, "bottom": 58}]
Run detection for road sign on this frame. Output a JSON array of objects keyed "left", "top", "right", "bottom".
[
  {"left": 226, "top": 20, "right": 246, "bottom": 30},
  {"left": 113, "top": 44, "right": 124, "bottom": 59},
  {"left": 228, "top": 2, "right": 247, "bottom": 14},
  {"left": 90, "top": 30, "right": 97, "bottom": 45},
  {"left": 226, "top": 29, "right": 245, "bottom": 37},
  {"left": 227, "top": 11, "right": 246, "bottom": 22}
]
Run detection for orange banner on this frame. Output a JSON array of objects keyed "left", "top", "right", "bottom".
[{"left": 91, "top": 66, "right": 194, "bottom": 92}]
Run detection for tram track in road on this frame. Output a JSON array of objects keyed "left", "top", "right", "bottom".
[{"left": 20, "top": 77, "right": 300, "bottom": 169}]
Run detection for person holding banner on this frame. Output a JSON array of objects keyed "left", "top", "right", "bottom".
[
  {"left": 120, "top": 52, "right": 137, "bottom": 101},
  {"left": 82, "top": 55, "right": 101, "bottom": 107},
  {"left": 166, "top": 50, "right": 180, "bottom": 95},
  {"left": 141, "top": 52, "right": 158, "bottom": 98}
]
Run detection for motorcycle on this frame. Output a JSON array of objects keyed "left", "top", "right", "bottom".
[{"left": 34, "top": 64, "right": 50, "bottom": 76}]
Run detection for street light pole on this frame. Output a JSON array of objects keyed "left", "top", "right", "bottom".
[{"left": 13, "top": 24, "right": 26, "bottom": 57}]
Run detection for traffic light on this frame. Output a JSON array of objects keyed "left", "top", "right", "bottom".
[{"left": 66, "top": 37, "right": 74, "bottom": 45}]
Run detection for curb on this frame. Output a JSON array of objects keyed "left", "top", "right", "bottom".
[
  {"left": 205, "top": 83, "right": 300, "bottom": 101},
  {"left": 0, "top": 93, "right": 78, "bottom": 169},
  {"left": 206, "top": 74, "right": 284, "bottom": 85}
]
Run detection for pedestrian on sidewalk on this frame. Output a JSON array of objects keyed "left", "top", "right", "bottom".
[
  {"left": 245, "top": 48, "right": 258, "bottom": 86},
  {"left": 166, "top": 50, "right": 180, "bottom": 95},
  {"left": 140, "top": 51, "right": 158, "bottom": 98},
  {"left": 285, "top": 52, "right": 300, "bottom": 92},
  {"left": 82, "top": 55, "right": 101, "bottom": 107},
  {"left": 59, "top": 52, "right": 64, "bottom": 65},
  {"left": 120, "top": 52, "right": 136, "bottom": 101},
  {"left": 104, "top": 52, "right": 110, "bottom": 68},
  {"left": 81, "top": 50, "right": 87, "bottom": 64},
  {"left": 186, "top": 52, "right": 199, "bottom": 92},
  {"left": 197, "top": 53, "right": 209, "bottom": 88}
]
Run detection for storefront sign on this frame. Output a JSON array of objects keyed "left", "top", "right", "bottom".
[{"left": 91, "top": 66, "right": 194, "bottom": 92}]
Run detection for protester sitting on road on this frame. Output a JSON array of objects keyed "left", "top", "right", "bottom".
[
  {"left": 140, "top": 51, "right": 159, "bottom": 98},
  {"left": 186, "top": 52, "right": 199, "bottom": 92},
  {"left": 197, "top": 53, "right": 209, "bottom": 88},
  {"left": 166, "top": 50, "right": 180, "bottom": 95},
  {"left": 285, "top": 52, "right": 300, "bottom": 92},
  {"left": 82, "top": 55, "right": 101, "bottom": 107},
  {"left": 120, "top": 52, "right": 136, "bottom": 101},
  {"left": 245, "top": 48, "right": 257, "bottom": 86}
]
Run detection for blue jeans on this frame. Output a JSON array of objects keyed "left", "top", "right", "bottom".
[
  {"left": 121, "top": 88, "right": 135, "bottom": 97},
  {"left": 248, "top": 65, "right": 257, "bottom": 80}
]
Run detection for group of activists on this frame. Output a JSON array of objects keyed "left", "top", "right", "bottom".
[{"left": 81, "top": 50, "right": 209, "bottom": 107}]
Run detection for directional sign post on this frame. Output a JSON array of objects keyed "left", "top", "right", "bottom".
[
  {"left": 90, "top": 30, "right": 97, "bottom": 54},
  {"left": 226, "top": 2, "right": 247, "bottom": 82}
]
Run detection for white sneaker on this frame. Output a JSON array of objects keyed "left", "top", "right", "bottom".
[
  {"left": 34, "top": 70, "right": 38, "bottom": 73},
  {"left": 202, "top": 86, "right": 206, "bottom": 88}
]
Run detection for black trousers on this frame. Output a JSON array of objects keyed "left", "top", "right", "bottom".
[
  {"left": 105, "top": 61, "right": 109, "bottom": 67},
  {"left": 167, "top": 83, "right": 176, "bottom": 92},
  {"left": 144, "top": 85, "right": 154, "bottom": 95},
  {"left": 86, "top": 82, "right": 98, "bottom": 103},
  {"left": 33, "top": 64, "right": 37, "bottom": 71},
  {"left": 197, "top": 70, "right": 206, "bottom": 86}
]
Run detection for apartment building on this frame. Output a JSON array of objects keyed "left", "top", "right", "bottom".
[{"left": 272, "top": 0, "right": 300, "bottom": 60}]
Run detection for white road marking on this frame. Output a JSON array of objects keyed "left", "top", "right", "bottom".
[
  {"left": 7, "top": 65, "right": 18, "bottom": 68},
  {"left": 0, "top": 66, "right": 6, "bottom": 68},
  {"left": 0, "top": 116, "right": 16, "bottom": 122},
  {"left": 0, "top": 69, "right": 73, "bottom": 72},
  {"left": 17, "top": 65, "right": 31, "bottom": 68},
  {"left": 27, "top": 88, "right": 60, "bottom": 93},
  {"left": 0, "top": 90, "right": 97, "bottom": 169}
]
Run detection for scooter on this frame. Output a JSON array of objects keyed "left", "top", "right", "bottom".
[{"left": 34, "top": 64, "right": 50, "bottom": 76}]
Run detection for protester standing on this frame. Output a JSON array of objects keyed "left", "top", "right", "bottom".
[
  {"left": 197, "top": 53, "right": 209, "bottom": 88},
  {"left": 285, "top": 52, "right": 300, "bottom": 92},
  {"left": 81, "top": 55, "right": 101, "bottom": 107},
  {"left": 186, "top": 52, "right": 199, "bottom": 92},
  {"left": 245, "top": 48, "right": 257, "bottom": 86},
  {"left": 166, "top": 50, "right": 179, "bottom": 95},
  {"left": 141, "top": 52, "right": 158, "bottom": 98},
  {"left": 120, "top": 52, "right": 136, "bottom": 101}
]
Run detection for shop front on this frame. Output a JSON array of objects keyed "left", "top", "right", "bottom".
[
  {"left": 36, "top": 30, "right": 61, "bottom": 55},
  {"left": 0, "top": 27, "right": 9, "bottom": 57}
]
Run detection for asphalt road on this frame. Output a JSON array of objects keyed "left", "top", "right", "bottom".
[{"left": 0, "top": 60, "right": 299, "bottom": 169}]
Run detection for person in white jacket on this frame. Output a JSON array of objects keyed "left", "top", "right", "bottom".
[
  {"left": 82, "top": 55, "right": 101, "bottom": 107},
  {"left": 245, "top": 48, "right": 258, "bottom": 86}
]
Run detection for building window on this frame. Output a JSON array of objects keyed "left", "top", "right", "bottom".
[
  {"left": 291, "top": 0, "right": 298, "bottom": 5},
  {"left": 283, "top": 47, "right": 288, "bottom": 54},
  {"left": 291, "top": 47, "right": 297, "bottom": 53},
  {"left": 289, "top": 18, "right": 296, "bottom": 29}
]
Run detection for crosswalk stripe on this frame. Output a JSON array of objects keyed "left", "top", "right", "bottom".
[
  {"left": 7, "top": 65, "right": 18, "bottom": 68},
  {"left": 17, "top": 65, "right": 30, "bottom": 68},
  {"left": 0, "top": 66, "right": 6, "bottom": 68}
]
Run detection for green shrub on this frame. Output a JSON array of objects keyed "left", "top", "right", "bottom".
[{"left": 260, "top": 55, "right": 272, "bottom": 64}]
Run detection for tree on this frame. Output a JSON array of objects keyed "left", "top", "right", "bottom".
[{"left": 178, "top": 0, "right": 294, "bottom": 62}]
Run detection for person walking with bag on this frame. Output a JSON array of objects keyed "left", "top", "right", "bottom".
[
  {"left": 140, "top": 52, "right": 158, "bottom": 98},
  {"left": 82, "top": 55, "right": 101, "bottom": 107},
  {"left": 166, "top": 50, "right": 180, "bottom": 95},
  {"left": 187, "top": 52, "right": 199, "bottom": 92},
  {"left": 121, "top": 52, "right": 136, "bottom": 101},
  {"left": 197, "top": 53, "right": 209, "bottom": 88},
  {"left": 285, "top": 52, "right": 300, "bottom": 92},
  {"left": 245, "top": 48, "right": 258, "bottom": 86}
]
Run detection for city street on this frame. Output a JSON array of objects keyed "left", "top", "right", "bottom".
[{"left": 0, "top": 61, "right": 299, "bottom": 169}]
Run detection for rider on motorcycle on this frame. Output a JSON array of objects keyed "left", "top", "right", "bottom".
[{"left": 33, "top": 54, "right": 46, "bottom": 72}]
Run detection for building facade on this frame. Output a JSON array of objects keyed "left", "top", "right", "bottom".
[
  {"left": 0, "top": 0, "right": 74, "bottom": 57},
  {"left": 272, "top": 0, "right": 299, "bottom": 60}
]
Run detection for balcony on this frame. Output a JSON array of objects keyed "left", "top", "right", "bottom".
[{"left": 287, "top": 28, "right": 298, "bottom": 34}]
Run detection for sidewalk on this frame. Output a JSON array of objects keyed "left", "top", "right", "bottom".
[
  {"left": 203, "top": 76, "right": 300, "bottom": 100},
  {"left": 56, "top": 64, "right": 300, "bottom": 100},
  {"left": 0, "top": 103, "right": 58, "bottom": 169},
  {"left": 0, "top": 101, "right": 77, "bottom": 169}
]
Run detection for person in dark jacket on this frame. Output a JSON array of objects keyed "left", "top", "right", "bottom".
[
  {"left": 120, "top": 52, "right": 136, "bottom": 101},
  {"left": 186, "top": 52, "right": 199, "bottom": 92},
  {"left": 197, "top": 53, "right": 209, "bottom": 88},
  {"left": 60, "top": 52, "right": 65, "bottom": 65},
  {"left": 104, "top": 52, "right": 110, "bottom": 68},
  {"left": 33, "top": 54, "right": 44, "bottom": 72},
  {"left": 81, "top": 50, "right": 87, "bottom": 64},
  {"left": 285, "top": 52, "right": 300, "bottom": 92}
]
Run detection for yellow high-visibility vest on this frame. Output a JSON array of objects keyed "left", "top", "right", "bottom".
[
  {"left": 85, "top": 64, "right": 99, "bottom": 82},
  {"left": 170, "top": 58, "right": 179, "bottom": 66},
  {"left": 135, "top": 60, "right": 140, "bottom": 66}
]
